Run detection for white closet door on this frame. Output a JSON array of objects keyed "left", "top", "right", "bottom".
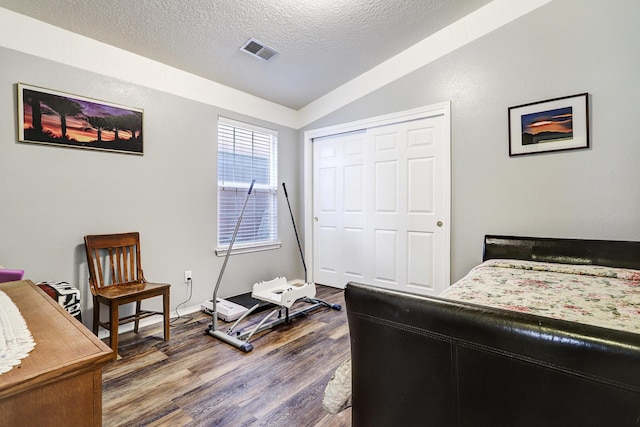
[
  {"left": 313, "top": 130, "right": 367, "bottom": 288},
  {"left": 312, "top": 111, "right": 450, "bottom": 296}
]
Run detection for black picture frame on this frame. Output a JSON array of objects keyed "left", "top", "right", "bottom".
[{"left": 508, "top": 93, "right": 589, "bottom": 157}]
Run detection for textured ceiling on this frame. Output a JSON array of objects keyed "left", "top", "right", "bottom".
[{"left": 0, "top": 0, "right": 493, "bottom": 110}]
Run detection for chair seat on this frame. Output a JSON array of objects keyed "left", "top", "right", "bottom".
[{"left": 95, "top": 281, "right": 169, "bottom": 300}]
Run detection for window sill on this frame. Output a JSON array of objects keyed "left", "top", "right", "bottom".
[{"left": 215, "top": 242, "right": 282, "bottom": 257}]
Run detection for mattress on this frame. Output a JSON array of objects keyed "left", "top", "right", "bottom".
[{"left": 441, "top": 259, "right": 640, "bottom": 334}]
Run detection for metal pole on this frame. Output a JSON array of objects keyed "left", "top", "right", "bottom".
[
  {"left": 282, "top": 182, "right": 307, "bottom": 282},
  {"left": 208, "top": 179, "right": 255, "bottom": 351}
]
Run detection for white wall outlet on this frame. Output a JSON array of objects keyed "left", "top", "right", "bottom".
[{"left": 184, "top": 270, "right": 192, "bottom": 283}]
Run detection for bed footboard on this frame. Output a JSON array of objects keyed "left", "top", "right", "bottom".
[{"left": 346, "top": 281, "right": 640, "bottom": 427}]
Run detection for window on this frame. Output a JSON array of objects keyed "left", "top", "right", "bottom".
[{"left": 217, "top": 117, "right": 278, "bottom": 253}]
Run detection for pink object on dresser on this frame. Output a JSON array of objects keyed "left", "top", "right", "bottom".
[{"left": 0, "top": 270, "right": 24, "bottom": 283}]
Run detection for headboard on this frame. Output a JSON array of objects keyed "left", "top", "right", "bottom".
[{"left": 483, "top": 235, "right": 640, "bottom": 270}]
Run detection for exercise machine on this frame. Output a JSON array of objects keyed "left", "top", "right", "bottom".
[{"left": 205, "top": 181, "right": 340, "bottom": 352}]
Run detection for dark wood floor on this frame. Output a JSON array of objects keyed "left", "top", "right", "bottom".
[{"left": 102, "top": 286, "right": 351, "bottom": 427}]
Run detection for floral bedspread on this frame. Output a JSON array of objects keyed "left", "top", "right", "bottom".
[{"left": 440, "top": 259, "right": 640, "bottom": 334}]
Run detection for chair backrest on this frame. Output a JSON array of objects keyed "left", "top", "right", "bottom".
[{"left": 84, "top": 232, "right": 145, "bottom": 293}]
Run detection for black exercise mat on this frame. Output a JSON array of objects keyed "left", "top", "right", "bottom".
[{"left": 226, "top": 292, "right": 275, "bottom": 313}]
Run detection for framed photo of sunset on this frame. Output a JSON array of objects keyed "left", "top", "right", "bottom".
[
  {"left": 17, "top": 82, "right": 143, "bottom": 155},
  {"left": 508, "top": 93, "right": 589, "bottom": 157}
]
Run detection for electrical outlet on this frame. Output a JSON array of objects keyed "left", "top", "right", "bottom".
[{"left": 184, "top": 270, "right": 192, "bottom": 283}]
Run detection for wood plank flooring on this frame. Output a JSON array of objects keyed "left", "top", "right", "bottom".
[{"left": 102, "top": 286, "right": 351, "bottom": 427}]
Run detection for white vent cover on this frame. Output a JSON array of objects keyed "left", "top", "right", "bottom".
[{"left": 240, "top": 38, "right": 279, "bottom": 61}]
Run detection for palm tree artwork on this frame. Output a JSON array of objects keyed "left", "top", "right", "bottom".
[{"left": 19, "top": 83, "right": 143, "bottom": 154}]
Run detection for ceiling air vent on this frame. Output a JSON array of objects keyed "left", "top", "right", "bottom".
[{"left": 240, "top": 38, "right": 279, "bottom": 61}]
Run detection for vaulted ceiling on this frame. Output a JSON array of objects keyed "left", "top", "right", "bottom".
[{"left": 0, "top": 0, "right": 492, "bottom": 110}]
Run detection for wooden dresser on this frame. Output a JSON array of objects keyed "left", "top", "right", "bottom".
[{"left": 0, "top": 280, "right": 113, "bottom": 426}]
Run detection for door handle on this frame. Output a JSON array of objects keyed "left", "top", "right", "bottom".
[{"left": 437, "top": 221, "right": 443, "bottom": 227}]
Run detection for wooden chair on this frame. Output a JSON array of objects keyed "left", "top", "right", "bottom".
[{"left": 84, "top": 232, "right": 170, "bottom": 359}]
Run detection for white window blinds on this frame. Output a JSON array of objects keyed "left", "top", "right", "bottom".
[{"left": 217, "top": 117, "right": 278, "bottom": 249}]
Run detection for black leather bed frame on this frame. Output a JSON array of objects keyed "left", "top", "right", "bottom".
[
  {"left": 345, "top": 235, "right": 640, "bottom": 427},
  {"left": 483, "top": 234, "right": 640, "bottom": 269}
]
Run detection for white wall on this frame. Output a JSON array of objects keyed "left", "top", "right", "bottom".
[
  {"left": 0, "top": 47, "right": 304, "bottom": 328},
  {"left": 302, "top": 0, "right": 640, "bottom": 282},
  {"left": 3, "top": 0, "right": 640, "bottom": 325}
]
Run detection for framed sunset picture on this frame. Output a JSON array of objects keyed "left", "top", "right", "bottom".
[
  {"left": 18, "top": 82, "right": 143, "bottom": 155},
  {"left": 508, "top": 93, "right": 589, "bottom": 156}
]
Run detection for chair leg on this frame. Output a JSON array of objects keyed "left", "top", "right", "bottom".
[
  {"left": 134, "top": 301, "right": 141, "bottom": 333},
  {"left": 109, "top": 303, "right": 119, "bottom": 360},
  {"left": 163, "top": 290, "right": 170, "bottom": 341},
  {"left": 92, "top": 296, "right": 100, "bottom": 335}
]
